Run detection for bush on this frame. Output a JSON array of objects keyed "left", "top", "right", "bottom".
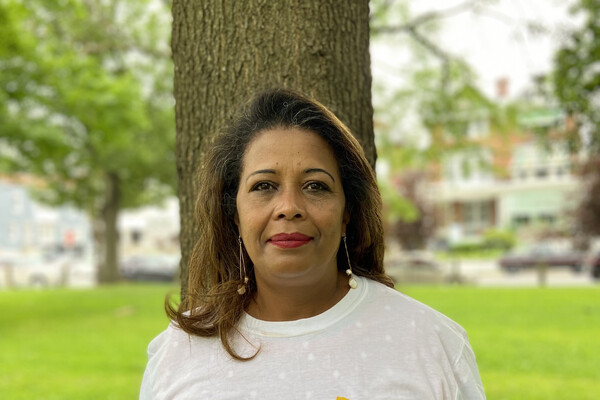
[
  {"left": 446, "top": 229, "right": 515, "bottom": 257},
  {"left": 449, "top": 242, "right": 484, "bottom": 254},
  {"left": 483, "top": 229, "right": 516, "bottom": 251}
]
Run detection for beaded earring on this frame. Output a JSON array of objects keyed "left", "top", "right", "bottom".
[
  {"left": 237, "top": 236, "right": 249, "bottom": 295},
  {"left": 343, "top": 235, "right": 358, "bottom": 289}
]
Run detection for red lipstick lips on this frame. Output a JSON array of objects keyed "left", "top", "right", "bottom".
[{"left": 269, "top": 233, "right": 312, "bottom": 248}]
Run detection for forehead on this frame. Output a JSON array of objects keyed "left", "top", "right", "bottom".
[{"left": 241, "top": 128, "right": 340, "bottom": 173}]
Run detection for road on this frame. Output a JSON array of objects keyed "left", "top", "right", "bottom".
[{"left": 449, "top": 259, "right": 597, "bottom": 287}]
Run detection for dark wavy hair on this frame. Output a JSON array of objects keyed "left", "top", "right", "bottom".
[{"left": 167, "top": 88, "right": 393, "bottom": 360}]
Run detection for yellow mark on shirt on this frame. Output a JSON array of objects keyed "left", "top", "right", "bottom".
[{"left": 336, "top": 397, "right": 349, "bottom": 400}]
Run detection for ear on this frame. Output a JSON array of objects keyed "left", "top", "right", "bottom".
[{"left": 234, "top": 210, "right": 240, "bottom": 228}]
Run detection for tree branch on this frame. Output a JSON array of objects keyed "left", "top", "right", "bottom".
[
  {"left": 406, "top": 26, "right": 450, "bottom": 93},
  {"left": 371, "top": 0, "right": 512, "bottom": 94},
  {"left": 371, "top": 1, "right": 478, "bottom": 34}
]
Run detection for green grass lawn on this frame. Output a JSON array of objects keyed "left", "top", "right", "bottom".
[
  {"left": 0, "top": 284, "right": 177, "bottom": 400},
  {"left": 1, "top": 284, "right": 599, "bottom": 399},
  {"left": 401, "top": 285, "right": 600, "bottom": 400}
]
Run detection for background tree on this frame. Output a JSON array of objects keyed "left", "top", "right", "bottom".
[
  {"left": 172, "top": 0, "right": 374, "bottom": 290},
  {"left": 574, "top": 158, "right": 600, "bottom": 239},
  {"left": 0, "top": 0, "right": 175, "bottom": 282},
  {"left": 370, "top": 0, "right": 503, "bottom": 250},
  {"left": 553, "top": 0, "right": 600, "bottom": 240},
  {"left": 389, "top": 170, "right": 438, "bottom": 250},
  {"left": 553, "top": 0, "right": 600, "bottom": 154}
]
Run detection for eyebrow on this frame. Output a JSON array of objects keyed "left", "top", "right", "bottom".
[
  {"left": 246, "top": 168, "right": 336, "bottom": 183},
  {"left": 305, "top": 168, "right": 335, "bottom": 182},
  {"left": 247, "top": 169, "right": 276, "bottom": 183}
]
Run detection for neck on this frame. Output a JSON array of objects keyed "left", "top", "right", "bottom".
[{"left": 246, "top": 270, "right": 349, "bottom": 321}]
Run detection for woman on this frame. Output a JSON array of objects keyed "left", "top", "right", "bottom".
[{"left": 140, "top": 88, "right": 486, "bottom": 399}]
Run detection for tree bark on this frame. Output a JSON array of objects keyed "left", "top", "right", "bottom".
[
  {"left": 97, "top": 171, "right": 121, "bottom": 283},
  {"left": 172, "top": 0, "right": 374, "bottom": 292}
]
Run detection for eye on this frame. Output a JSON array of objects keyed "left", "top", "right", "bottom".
[
  {"left": 304, "top": 181, "right": 330, "bottom": 192},
  {"left": 251, "top": 181, "right": 276, "bottom": 192}
]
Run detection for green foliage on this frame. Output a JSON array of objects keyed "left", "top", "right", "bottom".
[
  {"left": 369, "top": 0, "right": 410, "bottom": 25},
  {"left": 447, "top": 228, "right": 515, "bottom": 256},
  {"left": 553, "top": 0, "right": 600, "bottom": 154},
  {"left": 553, "top": 0, "right": 600, "bottom": 239},
  {"left": 378, "top": 177, "right": 419, "bottom": 224},
  {"left": 370, "top": 1, "right": 512, "bottom": 250},
  {"left": 0, "top": 0, "right": 175, "bottom": 211},
  {"left": 437, "top": 247, "right": 504, "bottom": 260},
  {"left": 482, "top": 228, "right": 516, "bottom": 251},
  {"left": 383, "top": 169, "right": 438, "bottom": 250},
  {"left": 575, "top": 157, "right": 600, "bottom": 236},
  {"left": 448, "top": 240, "right": 485, "bottom": 254}
]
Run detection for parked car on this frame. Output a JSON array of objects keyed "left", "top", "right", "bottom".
[
  {"left": 498, "top": 244, "right": 586, "bottom": 273},
  {"left": 385, "top": 254, "right": 466, "bottom": 284},
  {"left": 119, "top": 254, "right": 179, "bottom": 282},
  {"left": 0, "top": 254, "right": 71, "bottom": 288},
  {"left": 590, "top": 252, "right": 600, "bottom": 280}
]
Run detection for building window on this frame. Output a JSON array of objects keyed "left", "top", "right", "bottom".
[
  {"left": 539, "top": 214, "right": 556, "bottom": 225},
  {"left": 535, "top": 167, "right": 548, "bottom": 178},
  {"left": 519, "top": 170, "right": 528, "bottom": 180},
  {"left": 131, "top": 230, "right": 142, "bottom": 244},
  {"left": 8, "top": 224, "right": 19, "bottom": 244},
  {"left": 463, "top": 201, "right": 492, "bottom": 234},
  {"left": 467, "top": 118, "right": 490, "bottom": 140},
  {"left": 512, "top": 215, "right": 530, "bottom": 226},
  {"left": 11, "top": 191, "right": 25, "bottom": 215},
  {"left": 23, "top": 223, "right": 34, "bottom": 247},
  {"left": 556, "top": 167, "right": 564, "bottom": 177},
  {"left": 39, "top": 224, "right": 54, "bottom": 245}
]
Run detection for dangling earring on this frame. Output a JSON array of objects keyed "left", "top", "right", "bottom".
[
  {"left": 237, "top": 236, "right": 249, "bottom": 295},
  {"left": 343, "top": 235, "right": 358, "bottom": 289}
]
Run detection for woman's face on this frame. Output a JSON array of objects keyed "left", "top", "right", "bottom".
[{"left": 235, "top": 127, "right": 348, "bottom": 289}]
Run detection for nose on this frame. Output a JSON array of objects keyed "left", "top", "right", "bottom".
[{"left": 274, "top": 188, "right": 305, "bottom": 220}]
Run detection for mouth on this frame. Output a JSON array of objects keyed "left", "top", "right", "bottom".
[{"left": 268, "top": 232, "right": 313, "bottom": 249}]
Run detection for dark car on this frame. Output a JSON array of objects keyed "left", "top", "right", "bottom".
[
  {"left": 499, "top": 244, "right": 585, "bottom": 273},
  {"left": 590, "top": 252, "right": 600, "bottom": 280},
  {"left": 119, "top": 255, "right": 179, "bottom": 282}
]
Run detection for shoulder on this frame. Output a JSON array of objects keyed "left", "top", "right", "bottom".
[
  {"left": 146, "top": 321, "right": 221, "bottom": 362},
  {"left": 350, "top": 278, "right": 485, "bottom": 397},
  {"left": 140, "top": 323, "right": 225, "bottom": 398},
  {"left": 360, "top": 277, "right": 470, "bottom": 355},
  {"left": 363, "top": 277, "right": 465, "bottom": 327},
  {"left": 146, "top": 322, "right": 176, "bottom": 358},
  {"left": 362, "top": 277, "right": 445, "bottom": 315}
]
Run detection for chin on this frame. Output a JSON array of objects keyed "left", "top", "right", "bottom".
[
  {"left": 271, "top": 265, "right": 314, "bottom": 279},
  {"left": 262, "top": 264, "right": 324, "bottom": 285}
]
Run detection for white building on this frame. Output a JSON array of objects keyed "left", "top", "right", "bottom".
[
  {"left": 427, "top": 108, "right": 581, "bottom": 245},
  {"left": 119, "top": 196, "right": 180, "bottom": 256}
]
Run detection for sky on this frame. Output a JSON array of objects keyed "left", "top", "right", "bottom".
[{"left": 371, "top": 0, "right": 580, "bottom": 100}]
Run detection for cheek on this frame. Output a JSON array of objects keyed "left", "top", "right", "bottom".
[
  {"left": 236, "top": 204, "right": 264, "bottom": 237},
  {"left": 235, "top": 194, "right": 252, "bottom": 226},
  {"left": 318, "top": 204, "right": 346, "bottom": 233}
]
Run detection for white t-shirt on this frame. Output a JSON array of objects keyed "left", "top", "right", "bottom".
[{"left": 140, "top": 276, "right": 486, "bottom": 399}]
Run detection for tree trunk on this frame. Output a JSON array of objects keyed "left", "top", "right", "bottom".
[
  {"left": 97, "top": 172, "right": 121, "bottom": 283},
  {"left": 172, "top": 0, "right": 375, "bottom": 292}
]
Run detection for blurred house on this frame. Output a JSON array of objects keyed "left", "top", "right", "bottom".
[
  {"left": 426, "top": 81, "right": 581, "bottom": 246},
  {"left": 119, "top": 196, "right": 179, "bottom": 256},
  {"left": 0, "top": 175, "right": 181, "bottom": 287},
  {"left": 0, "top": 176, "right": 95, "bottom": 288},
  {"left": 0, "top": 176, "right": 91, "bottom": 256}
]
